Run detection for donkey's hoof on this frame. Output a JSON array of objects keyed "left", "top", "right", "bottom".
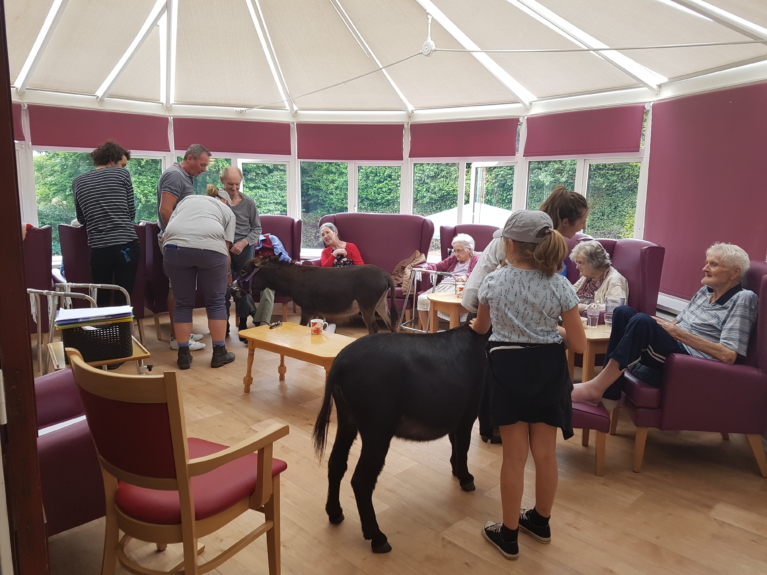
[
  {"left": 460, "top": 480, "right": 476, "bottom": 492},
  {"left": 371, "top": 540, "right": 392, "bottom": 554},
  {"left": 328, "top": 512, "right": 345, "bottom": 525}
]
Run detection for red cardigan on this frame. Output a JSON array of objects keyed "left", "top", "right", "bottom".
[{"left": 320, "top": 242, "right": 364, "bottom": 267}]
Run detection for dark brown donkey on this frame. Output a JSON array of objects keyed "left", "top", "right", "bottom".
[{"left": 234, "top": 255, "right": 398, "bottom": 333}]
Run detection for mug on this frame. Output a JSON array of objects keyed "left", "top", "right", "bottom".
[{"left": 310, "top": 319, "right": 329, "bottom": 335}]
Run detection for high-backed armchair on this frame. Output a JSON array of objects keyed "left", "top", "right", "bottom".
[
  {"left": 312, "top": 213, "right": 434, "bottom": 313},
  {"left": 622, "top": 260, "right": 767, "bottom": 476},
  {"left": 23, "top": 225, "right": 54, "bottom": 334},
  {"left": 439, "top": 224, "right": 498, "bottom": 260},
  {"left": 258, "top": 215, "right": 303, "bottom": 321}
]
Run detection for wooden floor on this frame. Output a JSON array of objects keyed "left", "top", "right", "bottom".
[{"left": 46, "top": 309, "right": 767, "bottom": 574}]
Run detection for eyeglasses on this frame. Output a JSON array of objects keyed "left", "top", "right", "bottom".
[{"left": 268, "top": 321, "right": 282, "bottom": 329}]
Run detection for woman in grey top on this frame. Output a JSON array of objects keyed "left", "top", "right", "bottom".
[
  {"left": 163, "top": 191, "right": 236, "bottom": 370},
  {"left": 214, "top": 167, "right": 276, "bottom": 341}
]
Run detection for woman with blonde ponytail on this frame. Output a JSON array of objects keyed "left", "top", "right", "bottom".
[{"left": 471, "top": 210, "right": 585, "bottom": 561}]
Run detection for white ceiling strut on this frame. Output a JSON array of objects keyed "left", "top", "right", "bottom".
[
  {"left": 96, "top": 0, "right": 167, "bottom": 102},
  {"left": 14, "top": 0, "right": 70, "bottom": 94},
  {"left": 329, "top": 0, "right": 415, "bottom": 116},
  {"left": 668, "top": 0, "right": 767, "bottom": 42},
  {"left": 163, "top": 0, "right": 178, "bottom": 108},
  {"left": 414, "top": 0, "right": 536, "bottom": 108}
]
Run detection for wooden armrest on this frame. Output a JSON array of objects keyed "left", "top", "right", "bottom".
[{"left": 187, "top": 423, "right": 289, "bottom": 477}]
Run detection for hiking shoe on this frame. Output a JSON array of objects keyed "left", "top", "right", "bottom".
[
  {"left": 177, "top": 347, "right": 193, "bottom": 370},
  {"left": 482, "top": 522, "right": 519, "bottom": 560},
  {"left": 170, "top": 336, "right": 206, "bottom": 351},
  {"left": 211, "top": 344, "right": 235, "bottom": 368},
  {"left": 519, "top": 508, "right": 551, "bottom": 543}
]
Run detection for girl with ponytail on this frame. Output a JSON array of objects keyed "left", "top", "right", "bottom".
[{"left": 471, "top": 210, "right": 586, "bottom": 561}]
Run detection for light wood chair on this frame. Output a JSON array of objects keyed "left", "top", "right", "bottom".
[{"left": 66, "top": 348, "right": 289, "bottom": 575}]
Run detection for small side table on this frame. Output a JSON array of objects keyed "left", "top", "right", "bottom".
[
  {"left": 49, "top": 338, "right": 151, "bottom": 374},
  {"left": 567, "top": 324, "right": 611, "bottom": 381},
  {"left": 427, "top": 292, "right": 468, "bottom": 333}
]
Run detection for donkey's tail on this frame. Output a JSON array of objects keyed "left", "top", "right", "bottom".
[
  {"left": 387, "top": 273, "right": 399, "bottom": 332},
  {"left": 312, "top": 367, "right": 336, "bottom": 458}
]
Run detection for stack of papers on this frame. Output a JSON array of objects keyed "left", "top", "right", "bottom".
[{"left": 55, "top": 305, "right": 134, "bottom": 329}]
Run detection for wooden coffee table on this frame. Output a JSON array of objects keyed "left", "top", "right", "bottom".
[
  {"left": 239, "top": 322, "right": 356, "bottom": 393},
  {"left": 427, "top": 292, "right": 468, "bottom": 332},
  {"left": 567, "top": 324, "right": 612, "bottom": 382}
]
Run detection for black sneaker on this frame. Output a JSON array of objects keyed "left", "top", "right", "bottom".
[
  {"left": 211, "top": 344, "right": 235, "bottom": 368},
  {"left": 482, "top": 522, "right": 519, "bottom": 560},
  {"left": 177, "top": 347, "right": 192, "bottom": 370},
  {"left": 519, "top": 508, "right": 551, "bottom": 543}
]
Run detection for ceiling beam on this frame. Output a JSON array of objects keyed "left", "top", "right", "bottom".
[
  {"left": 669, "top": 0, "right": 767, "bottom": 41},
  {"left": 330, "top": 0, "right": 414, "bottom": 116},
  {"left": 162, "top": 0, "right": 178, "bottom": 108},
  {"left": 14, "top": 0, "right": 70, "bottom": 94},
  {"left": 510, "top": 0, "right": 667, "bottom": 92},
  {"left": 415, "top": 0, "right": 536, "bottom": 108},
  {"left": 96, "top": 0, "right": 167, "bottom": 102},
  {"left": 245, "top": 0, "right": 296, "bottom": 115}
]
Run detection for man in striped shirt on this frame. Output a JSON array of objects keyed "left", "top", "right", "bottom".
[
  {"left": 572, "top": 243, "right": 758, "bottom": 407},
  {"left": 72, "top": 141, "right": 139, "bottom": 308},
  {"left": 157, "top": 144, "right": 211, "bottom": 351}
]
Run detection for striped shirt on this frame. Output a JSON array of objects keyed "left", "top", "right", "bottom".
[
  {"left": 675, "top": 284, "right": 758, "bottom": 360},
  {"left": 72, "top": 167, "right": 138, "bottom": 249}
]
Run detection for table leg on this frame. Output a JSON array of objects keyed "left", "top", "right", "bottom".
[
  {"left": 582, "top": 341, "right": 596, "bottom": 382},
  {"left": 278, "top": 354, "right": 286, "bottom": 381},
  {"left": 243, "top": 340, "right": 255, "bottom": 393},
  {"left": 429, "top": 307, "right": 439, "bottom": 333},
  {"left": 567, "top": 349, "right": 575, "bottom": 380},
  {"left": 449, "top": 308, "right": 460, "bottom": 329}
]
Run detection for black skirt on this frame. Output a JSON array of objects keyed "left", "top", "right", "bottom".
[{"left": 485, "top": 341, "right": 574, "bottom": 439}]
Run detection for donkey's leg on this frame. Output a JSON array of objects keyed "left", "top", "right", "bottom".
[
  {"left": 374, "top": 291, "right": 391, "bottom": 330},
  {"left": 360, "top": 308, "right": 379, "bottom": 334},
  {"left": 299, "top": 309, "right": 312, "bottom": 326},
  {"left": 449, "top": 409, "right": 477, "bottom": 492},
  {"left": 351, "top": 434, "right": 393, "bottom": 553},
  {"left": 326, "top": 401, "right": 358, "bottom": 525}
]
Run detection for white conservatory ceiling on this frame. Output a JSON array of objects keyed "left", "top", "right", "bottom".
[{"left": 5, "top": 0, "right": 767, "bottom": 122}]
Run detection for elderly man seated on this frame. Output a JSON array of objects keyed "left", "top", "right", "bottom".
[{"left": 572, "top": 243, "right": 758, "bottom": 407}]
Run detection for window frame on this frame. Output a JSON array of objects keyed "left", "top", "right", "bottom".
[
  {"left": 236, "top": 157, "right": 291, "bottom": 216},
  {"left": 468, "top": 160, "right": 518, "bottom": 225}
]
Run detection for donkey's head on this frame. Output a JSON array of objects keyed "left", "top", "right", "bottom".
[{"left": 232, "top": 255, "right": 285, "bottom": 302}]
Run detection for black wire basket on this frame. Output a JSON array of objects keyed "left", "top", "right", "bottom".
[{"left": 61, "top": 321, "right": 133, "bottom": 363}]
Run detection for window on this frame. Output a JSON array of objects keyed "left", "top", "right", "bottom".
[
  {"left": 300, "top": 161, "right": 348, "bottom": 250},
  {"left": 469, "top": 164, "right": 515, "bottom": 226},
  {"left": 33, "top": 151, "right": 92, "bottom": 255},
  {"left": 526, "top": 160, "right": 577, "bottom": 209},
  {"left": 241, "top": 162, "right": 287, "bottom": 215},
  {"left": 176, "top": 156, "right": 232, "bottom": 195},
  {"left": 585, "top": 162, "right": 640, "bottom": 239},
  {"left": 126, "top": 157, "right": 163, "bottom": 223},
  {"left": 357, "top": 165, "right": 400, "bottom": 214},
  {"left": 413, "top": 162, "right": 460, "bottom": 259}
]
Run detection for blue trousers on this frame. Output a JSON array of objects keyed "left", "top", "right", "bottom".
[{"left": 602, "top": 306, "right": 687, "bottom": 400}]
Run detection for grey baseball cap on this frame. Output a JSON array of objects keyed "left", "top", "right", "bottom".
[{"left": 493, "top": 210, "right": 554, "bottom": 244}]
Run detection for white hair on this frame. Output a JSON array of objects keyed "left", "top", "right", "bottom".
[
  {"left": 452, "top": 233, "right": 475, "bottom": 253},
  {"left": 570, "top": 240, "right": 611, "bottom": 270},
  {"left": 707, "top": 242, "right": 750, "bottom": 278}
]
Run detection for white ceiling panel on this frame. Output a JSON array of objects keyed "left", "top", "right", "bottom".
[
  {"left": 109, "top": 25, "right": 161, "bottom": 103},
  {"left": 259, "top": 0, "right": 415, "bottom": 111},
  {"left": 5, "top": 0, "right": 56, "bottom": 84},
  {"left": 537, "top": 0, "right": 767, "bottom": 80},
  {"left": 341, "top": 0, "right": 519, "bottom": 109},
  {"left": 174, "top": 0, "right": 284, "bottom": 108},
  {"left": 27, "top": 0, "right": 157, "bottom": 94},
  {"left": 434, "top": 0, "right": 639, "bottom": 98},
  {"left": 706, "top": 0, "right": 767, "bottom": 29}
]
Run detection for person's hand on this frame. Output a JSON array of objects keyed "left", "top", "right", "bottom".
[
  {"left": 469, "top": 318, "right": 477, "bottom": 331},
  {"left": 333, "top": 248, "right": 347, "bottom": 257},
  {"left": 456, "top": 275, "right": 468, "bottom": 283},
  {"left": 652, "top": 316, "right": 680, "bottom": 339},
  {"left": 230, "top": 239, "right": 248, "bottom": 255},
  {"left": 557, "top": 326, "right": 566, "bottom": 340}
]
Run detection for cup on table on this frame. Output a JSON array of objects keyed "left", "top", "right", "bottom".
[
  {"left": 310, "top": 319, "right": 329, "bottom": 335},
  {"left": 605, "top": 296, "right": 626, "bottom": 314},
  {"left": 604, "top": 311, "right": 613, "bottom": 332},
  {"left": 586, "top": 308, "right": 600, "bottom": 329},
  {"left": 455, "top": 281, "right": 466, "bottom": 298},
  {"left": 580, "top": 316, "right": 588, "bottom": 328}
]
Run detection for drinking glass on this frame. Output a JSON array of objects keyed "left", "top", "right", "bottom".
[
  {"left": 604, "top": 311, "right": 613, "bottom": 332},
  {"left": 605, "top": 296, "right": 626, "bottom": 314},
  {"left": 586, "top": 308, "right": 600, "bottom": 328}
]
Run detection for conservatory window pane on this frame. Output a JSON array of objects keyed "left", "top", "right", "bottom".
[
  {"left": 357, "top": 166, "right": 400, "bottom": 214},
  {"left": 413, "top": 163, "right": 459, "bottom": 260},
  {"left": 126, "top": 158, "right": 162, "bottom": 223},
  {"left": 301, "top": 161, "right": 348, "bottom": 250},
  {"left": 471, "top": 165, "right": 514, "bottom": 226},
  {"left": 526, "top": 160, "right": 577, "bottom": 209},
  {"left": 34, "top": 151, "right": 92, "bottom": 255},
  {"left": 241, "top": 163, "right": 287, "bottom": 216},
  {"left": 585, "top": 162, "right": 641, "bottom": 239}
]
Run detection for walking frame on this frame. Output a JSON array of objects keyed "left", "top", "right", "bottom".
[{"left": 398, "top": 270, "right": 457, "bottom": 333}]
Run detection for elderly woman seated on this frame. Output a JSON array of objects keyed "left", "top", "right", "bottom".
[
  {"left": 418, "top": 234, "right": 480, "bottom": 330},
  {"left": 572, "top": 243, "right": 758, "bottom": 408},
  {"left": 320, "top": 222, "right": 364, "bottom": 267},
  {"left": 571, "top": 240, "right": 629, "bottom": 314}
]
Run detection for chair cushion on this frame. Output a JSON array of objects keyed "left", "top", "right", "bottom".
[
  {"left": 571, "top": 402, "right": 610, "bottom": 433},
  {"left": 623, "top": 371, "right": 662, "bottom": 409},
  {"left": 115, "top": 438, "right": 287, "bottom": 525}
]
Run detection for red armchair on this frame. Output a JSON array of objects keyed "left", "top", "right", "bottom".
[
  {"left": 622, "top": 260, "right": 767, "bottom": 476},
  {"left": 439, "top": 224, "right": 498, "bottom": 260},
  {"left": 36, "top": 369, "right": 105, "bottom": 536},
  {"left": 258, "top": 215, "right": 303, "bottom": 321}
]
